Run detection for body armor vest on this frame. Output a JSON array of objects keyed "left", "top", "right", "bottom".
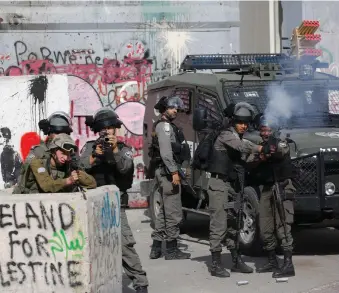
[
  {"left": 249, "top": 142, "right": 295, "bottom": 185},
  {"left": 207, "top": 134, "right": 244, "bottom": 180},
  {"left": 88, "top": 142, "right": 134, "bottom": 192},
  {"left": 147, "top": 119, "right": 190, "bottom": 178}
]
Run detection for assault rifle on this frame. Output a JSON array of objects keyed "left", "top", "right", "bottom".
[
  {"left": 272, "top": 169, "right": 288, "bottom": 239},
  {"left": 70, "top": 153, "right": 87, "bottom": 200},
  {"left": 94, "top": 129, "right": 112, "bottom": 153},
  {"left": 171, "top": 153, "right": 198, "bottom": 198},
  {"left": 234, "top": 165, "right": 246, "bottom": 259}
]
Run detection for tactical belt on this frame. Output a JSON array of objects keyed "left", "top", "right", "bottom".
[{"left": 211, "top": 173, "right": 228, "bottom": 181}]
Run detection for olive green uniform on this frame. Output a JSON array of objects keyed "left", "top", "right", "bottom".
[
  {"left": 208, "top": 129, "right": 260, "bottom": 253},
  {"left": 13, "top": 152, "right": 96, "bottom": 194},
  {"left": 151, "top": 121, "right": 186, "bottom": 242},
  {"left": 259, "top": 183, "right": 295, "bottom": 251},
  {"left": 247, "top": 139, "right": 295, "bottom": 252}
]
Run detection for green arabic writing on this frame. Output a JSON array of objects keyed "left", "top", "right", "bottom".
[{"left": 49, "top": 229, "right": 85, "bottom": 260}]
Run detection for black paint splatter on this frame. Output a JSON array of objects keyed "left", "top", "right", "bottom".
[
  {"left": 29, "top": 75, "right": 48, "bottom": 105},
  {"left": 29, "top": 75, "right": 48, "bottom": 131}
]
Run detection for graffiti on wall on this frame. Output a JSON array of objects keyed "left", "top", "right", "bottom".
[
  {"left": 0, "top": 75, "right": 69, "bottom": 189},
  {"left": 90, "top": 191, "right": 121, "bottom": 293},
  {"left": 0, "top": 15, "right": 195, "bottom": 197},
  {"left": 0, "top": 41, "right": 153, "bottom": 190},
  {"left": 0, "top": 201, "right": 85, "bottom": 290}
]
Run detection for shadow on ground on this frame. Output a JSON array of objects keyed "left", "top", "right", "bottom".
[{"left": 181, "top": 213, "right": 339, "bottom": 255}]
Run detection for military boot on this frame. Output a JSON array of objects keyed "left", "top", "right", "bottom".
[
  {"left": 256, "top": 250, "right": 280, "bottom": 273},
  {"left": 164, "top": 239, "right": 191, "bottom": 260},
  {"left": 149, "top": 240, "right": 162, "bottom": 259},
  {"left": 209, "top": 252, "right": 230, "bottom": 278},
  {"left": 272, "top": 251, "right": 295, "bottom": 278},
  {"left": 230, "top": 250, "right": 254, "bottom": 273},
  {"left": 136, "top": 286, "right": 148, "bottom": 293}
]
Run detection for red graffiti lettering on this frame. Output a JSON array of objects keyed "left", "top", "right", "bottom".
[
  {"left": 117, "top": 135, "right": 143, "bottom": 150},
  {"left": 3, "top": 57, "right": 152, "bottom": 85},
  {"left": 20, "top": 132, "right": 42, "bottom": 161},
  {"left": 97, "top": 79, "right": 107, "bottom": 96}
]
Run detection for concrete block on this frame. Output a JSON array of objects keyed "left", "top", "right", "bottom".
[{"left": 0, "top": 185, "right": 122, "bottom": 293}]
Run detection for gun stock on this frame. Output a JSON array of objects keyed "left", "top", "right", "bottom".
[{"left": 272, "top": 171, "right": 288, "bottom": 239}]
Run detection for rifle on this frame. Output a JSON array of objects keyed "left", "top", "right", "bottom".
[
  {"left": 171, "top": 153, "right": 198, "bottom": 198},
  {"left": 93, "top": 129, "right": 112, "bottom": 155},
  {"left": 70, "top": 153, "right": 87, "bottom": 200},
  {"left": 234, "top": 165, "right": 245, "bottom": 259},
  {"left": 272, "top": 169, "right": 288, "bottom": 239}
]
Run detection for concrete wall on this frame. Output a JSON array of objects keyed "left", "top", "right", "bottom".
[
  {"left": 239, "top": 0, "right": 281, "bottom": 53},
  {"left": 0, "top": 185, "right": 122, "bottom": 293},
  {"left": 0, "top": 1, "right": 240, "bottom": 207},
  {"left": 0, "top": 74, "right": 69, "bottom": 188}
]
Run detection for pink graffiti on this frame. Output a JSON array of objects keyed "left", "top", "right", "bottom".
[
  {"left": 1, "top": 57, "right": 152, "bottom": 85},
  {"left": 115, "top": 102, "right": 145, "bottom": 136}
]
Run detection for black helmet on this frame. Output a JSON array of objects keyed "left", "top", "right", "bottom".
[
  {"left": 233, "top": 102, "right": 254, "bottom": 123},
  {"left": 154, "top": 96, "right": 185, "bottom": 113},
  {"left": 38, "top": 111, "right": 73, "bottom": 135},
  {"left": 253, "top": 113, "right": 271, "bottom": 130},
  {"left": 85, "top": 107, "right": 123, "bottom": 133}
]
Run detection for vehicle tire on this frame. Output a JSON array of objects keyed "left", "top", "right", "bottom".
[
  {"left": 238, "top": 186, "right": 263, "bottom": 256},
  {"left": 149, "top": 180, "right": 161, "bottom": 229},
  {"left": 149, "top": 180, "right": 187, "bottom": 229}
]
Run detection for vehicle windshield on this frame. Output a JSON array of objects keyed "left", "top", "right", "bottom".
[{"left": 223, "top": 79, "right": 339, "bottom": 128}]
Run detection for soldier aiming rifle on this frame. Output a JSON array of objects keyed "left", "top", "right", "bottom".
[{"left": 247, "top": 114, "right": 297, "bottom": 278}]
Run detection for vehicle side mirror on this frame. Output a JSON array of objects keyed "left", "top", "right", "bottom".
[{"left": 193, "top": 108, "right": 207, "bottom": 131}]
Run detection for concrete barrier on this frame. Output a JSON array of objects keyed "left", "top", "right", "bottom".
[{"left": 0, "top": 185, "right": 122, "bottom": 293}]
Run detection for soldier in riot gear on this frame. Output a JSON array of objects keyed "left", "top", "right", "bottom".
[
  {"left": 248, "top": 114, "right": 296, "bottom": 278},
  {"left": 79, "top": 107, "right": 148, "bottom": 293},
  {"left": 13, "top": 111, "right": 73, "bottom": 193},
  {"left": 149, "top": 96, "right": 192, "bottom": 260},
  {"left": 206, "top": 102, "right": 266, "bottom": 278}
]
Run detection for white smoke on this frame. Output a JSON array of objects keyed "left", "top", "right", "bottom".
[{"left": 264, "top": 84, "right": 301, "bottom": 128}]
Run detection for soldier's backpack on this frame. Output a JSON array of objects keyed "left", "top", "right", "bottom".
[{"left": 191, "top": 130, "right": 221, "bottom": 171}]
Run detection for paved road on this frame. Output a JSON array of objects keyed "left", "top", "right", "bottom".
[{"left": 123, "top": 209, "right": 339, "bottom": 293}]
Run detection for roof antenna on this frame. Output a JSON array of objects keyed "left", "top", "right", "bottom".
[{"left": 240, "top": 74, "right": 244, "bottom": 86}]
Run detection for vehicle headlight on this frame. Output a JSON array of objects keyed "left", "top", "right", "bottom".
[{"left": 325, "top": 182, "right": 336, "bottom": 195}]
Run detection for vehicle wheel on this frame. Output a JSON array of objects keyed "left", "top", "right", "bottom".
[
  {"left": 149, "top": 181, "right": 188, "bottom": 229},
  {"left": 239, "top": 186, "right": 263, "bottom": 256}
]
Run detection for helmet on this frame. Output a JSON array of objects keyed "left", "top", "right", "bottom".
[
  {"left": 258, "top": 115, "right": 269, "bottom": 129},
  {"left": 233, "top": 102, "right": 254, "bottom": 123},
  {"left": 48, "top": 133, "right": 78, "bottom": 153},
  {"left": 38, "top": 111, "right": 73, "bottom": 135},
  {"left": 154, "top": 96, "right": 185, "bottom": 113},
  {"left": 85, "top": 107, "right": 123, "bottom": 133}
]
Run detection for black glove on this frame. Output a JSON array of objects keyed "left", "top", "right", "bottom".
[
  {"left": 262, "top": 143, "right": 271, "bottom": 155},
  {"left": 262, "top": 136, "right": 278, "bottom": 154}
]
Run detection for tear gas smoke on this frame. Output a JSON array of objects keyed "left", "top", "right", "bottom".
[{"left": 264, "top": 84, "right": 301, "bottom": 128}]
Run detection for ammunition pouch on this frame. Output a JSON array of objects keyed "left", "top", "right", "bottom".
[{"left": 171, "top": 142, "right": 181, "bottom": 155}]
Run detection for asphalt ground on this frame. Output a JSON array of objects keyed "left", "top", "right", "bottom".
[{"left": 123, "top": 209, "right": 339, "bottom": 293}]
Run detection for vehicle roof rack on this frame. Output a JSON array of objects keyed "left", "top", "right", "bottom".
[{"left": 179, "top": 53, "right": 292, "bottom": 71}]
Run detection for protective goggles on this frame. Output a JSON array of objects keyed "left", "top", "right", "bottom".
[{"left": 58, "top": 143, "right": 78, "bottom": 153}]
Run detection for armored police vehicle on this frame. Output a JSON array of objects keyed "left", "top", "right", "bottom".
[{"left": 141, "top": 53, "right": 339, "bottom": 255}]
